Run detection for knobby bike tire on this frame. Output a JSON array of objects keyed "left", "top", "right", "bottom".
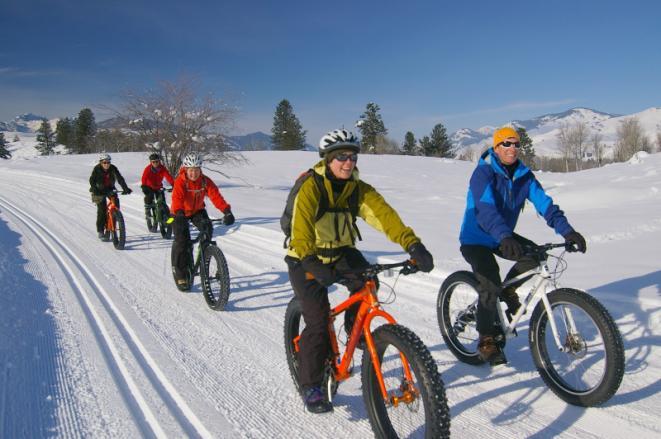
[
  {"left": 283, "top": 298, "right": 303, "bottom": 394},
  {"left": 361, "top": 324, "right": 450, "bottom": 439},
  {"left": 111, "top": 211, "right": 126, "bottom": 250},
  {"left": 200, "top": 245, "right": 230, "bottom": 311},
  {"left": 437, "top": 271, "right": 484, "bottom": 365},
  {"left": 529, "top": 288, "right": 625, "bottom": 406},
  {"left": 146, "top": 206, "right": 156, "bottom": 232}
]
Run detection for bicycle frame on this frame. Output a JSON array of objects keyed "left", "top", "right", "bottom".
[
  {"left": 473, "top": 246, "right": 578, "bottom": 353},
  {"left": 296, "top": 268, "right": 417, "bottom": 404},
  {"left": 154, "top": 189, "right": 169, "bottom": 223},
  {"left": 105, "top": 192, "right": 120, "bottom": 232}
]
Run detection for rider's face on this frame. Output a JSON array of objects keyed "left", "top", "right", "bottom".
[
  {"left": 328, "top": 150, "right": 357, "bottom": 180},
  {"left": 494, "top": 137, "right": 520, "bottom": 166},
  {"left": 186, "top": 167, "right": 201, "bottom": 181}
]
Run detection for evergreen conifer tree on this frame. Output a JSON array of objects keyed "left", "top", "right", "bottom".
[
  {"left": 0, "top": 133, "right": 11, "bottom": 159},
  {"left": 428, "top": 122, "right": 453, "bottom": 157},
  {"left": 516, "top": 127, "right": 536, "bottom": 169},
  {"left": 75, "top": 108, "right": 96, "bottom": 154},
  {"left": 357, "top": 102, "right": 387, "bottom": 153},
  {"left": 403, "top": 131, "right": 416, "bottom": 155},
  {"left": 56, "top": 117, "right": 75, "bottom": 151},
  {"left": 271, "top": 99, "right": 306, "bottom": 150},
  {"left": 36, "top": 120, "right": 56, "bottom": 155},
  {"left": 419, "top": 135, "right": 432, "bottom": 156}
]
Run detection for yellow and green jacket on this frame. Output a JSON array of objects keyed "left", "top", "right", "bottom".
[{"left": 287, "top": 160, "right": 420, "bottom": 264}]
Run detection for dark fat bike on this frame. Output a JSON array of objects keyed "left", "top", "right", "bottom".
[
  {"left": 145, "top": 188, "right": 172, "bottom": 239},
  {"left": 171, "top": 218, "right": 230, "bottom": 311},
  {"left": 437, "top": 243, "right": 625, "bottom": 407}
]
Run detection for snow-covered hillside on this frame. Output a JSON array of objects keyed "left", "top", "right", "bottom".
[
  {"left": 0, "top": 145, "right": 659, "bottom": 437},
  {"left": 452, "top": 107, "right": 661, "bottom": 159}
]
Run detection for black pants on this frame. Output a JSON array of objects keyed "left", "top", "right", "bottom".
[
  {"left": 142, "top": 185, "right": 157, "bottom": 206},
  {"left": 171, "top": 210, "right": 212, "bottom": 279},
  {"left": 460, "top": 234, "right": 538, "bottom": 336},
  {"left": 95, "top": 194, "right": 120, "bottom": 233},
  {"left": 286, "top": 248, "right": 369, "bottom": 389}
]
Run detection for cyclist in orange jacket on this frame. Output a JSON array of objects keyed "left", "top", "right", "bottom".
[{"left": 170, "top": 153, "right": 235, "bottom": 290}]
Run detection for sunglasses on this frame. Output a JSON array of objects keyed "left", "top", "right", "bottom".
[
  {"left": 334, "top": 153, "right": 358, "bottom": 162},
  {"left": 499, "top": 141, "right": 521, "bottom": 148},
  {"left": 151, "top": 160, "right": 160, "bottom": 163},
  {"left": 101, "top": 161, "right": 111, "bottom": 164}
]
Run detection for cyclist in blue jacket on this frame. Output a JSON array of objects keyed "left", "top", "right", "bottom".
[{"left": 459, "top": 126, "right": 587, "bottom": 365}]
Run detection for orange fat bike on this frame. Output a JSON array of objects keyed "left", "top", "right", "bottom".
[
  {"left": 284, "top": 260, "right": 450, "bottom": 438},
  {"left": 103, "top": 190, "right": 126, "bottom": 250}
]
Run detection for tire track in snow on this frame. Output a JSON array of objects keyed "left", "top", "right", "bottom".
[{"left": 0, "top": 196, "right": 217, "bottom": 439}]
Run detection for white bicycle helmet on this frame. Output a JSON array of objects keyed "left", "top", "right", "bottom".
[
  {"left": 318, "top": 129, "right": 360, "bottom": 157},
  {"left": 182, "top": 153, "right": 203, "bottom": 168},
  {"left": 98, "top": 152, "right": 111, "bottom": 162}
]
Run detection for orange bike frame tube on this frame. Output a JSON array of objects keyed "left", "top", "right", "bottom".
[
  {"left": 329, "top": 279, "right": 415, "bottom": 401},
  {"left": 105, "top": 195, "right": 118, "bottom": 232}
]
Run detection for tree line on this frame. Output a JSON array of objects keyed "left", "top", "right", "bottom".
[{"left": 18, "top": 78, "right": 661, "bottom": 173}]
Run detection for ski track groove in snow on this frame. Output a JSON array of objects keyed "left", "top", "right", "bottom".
[{"left": 0, "top": 196, "right": 216, "bottom": 438}]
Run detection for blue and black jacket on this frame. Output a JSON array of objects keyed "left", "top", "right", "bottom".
[{"left": 459, "top": 148, "right": 574, "bottom": 248}]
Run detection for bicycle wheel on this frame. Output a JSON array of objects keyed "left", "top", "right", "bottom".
[
  {"left": 111, "top": 211, "right": 126, "bottom": 250},
  {"left": 200, "top": 245, "right": 230, "bottom": 310},
  {"left": 437, "top": 271, "right": 484, "bottom": 365},
  {"left": 146, "top": 205, "right": 156, "bottom": 232},
  {"left": 361, "top": 324, "right": 450, "bottom": 439},
  {"left": 529, "top": 288, "right": 625, "bottom": 406},
  {"left": 284, "top": 298, "right": 303, "bottom": 393}
]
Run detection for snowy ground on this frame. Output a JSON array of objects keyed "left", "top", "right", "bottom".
[{"left": 0, "top": 139, "right": 659, "bottom": 438}]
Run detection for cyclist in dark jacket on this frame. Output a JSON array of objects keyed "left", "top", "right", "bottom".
[
  {"left": 459, "top": 126, "right": 586, "bottom": 365},
  {"left": 89, "top": 153, "right": 132, "bottom": 240}
]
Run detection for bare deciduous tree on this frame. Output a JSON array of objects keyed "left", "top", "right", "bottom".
[
  {"left": 614, "top": 117, "right": 649, "bottom": 162},
  {"left": 119, "top": 76, "right": 241, "bottom": 174},
  {"left": 372, "top": 134, "right": 401, "bottom": 155},
  {"left": 656, "top": 131, "right": 661, "bottom": 153},
  {"left": 556, "top": 123, "right": 573, "bottom": 172},
  {"left": 571, "top": 120, "right": 589, "bottom": 170},
  {"left": 590, "top": 132, "right": 604, "bottom": 167}
]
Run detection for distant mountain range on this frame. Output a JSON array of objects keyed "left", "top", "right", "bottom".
[
  {"left": 451, "top": 107, "right": 661, "bottom": 158},
  {"left": 3, "top": 107, "right": 660, "bottom": 157}
]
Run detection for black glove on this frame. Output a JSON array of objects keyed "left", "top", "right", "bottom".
[
  {"left": 141, "top": 185, "right": 151, "bottom": 195},
  {"left": 122, "top": 187, "right": 132, "bottom": 195},
  {"left": 499, "top": 237, "right": 523, "bottom": 260},
  {"left": 223, "top": 210, "right": 235, "bottom": 226},
  {"left": 564, "top": 231, "right": 587, "bottom": 253},
  {"left": 408, "top": 242, "right": 434, "bottom": 272},
  {"left": 301, "top": 256, "right": 336, "bottom": 287}
]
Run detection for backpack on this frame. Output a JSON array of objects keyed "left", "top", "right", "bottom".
[{"left": 280, "top": 169, "right": 361, "bottom": 248}]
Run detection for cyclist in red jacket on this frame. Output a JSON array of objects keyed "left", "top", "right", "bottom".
[
  {"left": 170, "top": 153, "right": 235, "bottom": 290},
  {"left": 141, "top": 153, "right": 175, "bottom": 231}
]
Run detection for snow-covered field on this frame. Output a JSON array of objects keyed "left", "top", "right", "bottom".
[{"left": 0, "top": 141, "right": 659, "bottom": 437}]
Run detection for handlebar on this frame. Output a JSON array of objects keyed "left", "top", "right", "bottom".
[
  {"left": 523, "top": 242, "right": 578, "bottom": 259},
  {"left": 337, "top": 259, "right": 419, "bottom": 280}
]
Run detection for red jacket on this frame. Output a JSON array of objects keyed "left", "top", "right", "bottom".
[
  {"left": 170, "top": 168, "right": 231, "bottom": 217},
  {"left": 141, "top": 164, "right": 174, "bottom": 190}
]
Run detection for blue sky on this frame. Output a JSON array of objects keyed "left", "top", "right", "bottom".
[{"left": 1, "top": 0, "right": 660, "bottom": 144}]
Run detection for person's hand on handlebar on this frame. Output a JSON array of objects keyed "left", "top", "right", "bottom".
[
  {"left": 563, "top": 231, "right": 587, "bottom": 253},
  {"left": 301, "top": 255, "right": 336, "bottom": 287},
  {"left": 408, "top": 242, "right": 434, "bottom": 272}
]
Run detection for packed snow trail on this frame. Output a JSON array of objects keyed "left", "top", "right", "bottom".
[{"left": 1, "top": 151, "right": 660, "bottom": 438}]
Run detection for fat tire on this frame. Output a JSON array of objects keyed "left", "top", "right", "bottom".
[
  {"left": 283, "top": 298, "right": 303, "bottom": 394},
  {"left": 200, "top": 245, "right": 230, "bottom": 310},
  {"left": 437, "top": 271, "right": 484, "bottom": 365},
  {"left": 111, "top": 211, "right": 126, "bottom": 250},
  {"left": 361, "top": 324, "right": 450, "bottom": 439},
  {"left": 529, "top": 288, "right": 625, "bottom": 406}
]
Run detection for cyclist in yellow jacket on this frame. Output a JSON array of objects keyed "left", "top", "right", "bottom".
[{"left": 285, "top": 129, "right": 434, "bottom": 413}]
